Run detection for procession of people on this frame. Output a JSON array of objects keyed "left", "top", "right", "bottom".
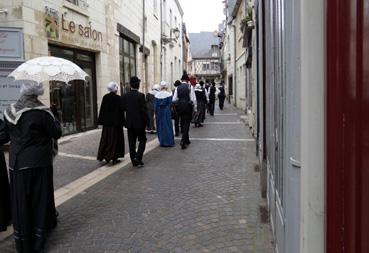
[{"left": 0, "top": 71, "right": 225, "bottom": 253}]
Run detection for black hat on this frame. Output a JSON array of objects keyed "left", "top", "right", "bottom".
[
  {"left": 181, "top": 73, "right": 190, "bottom": 81},
  {"left": 130, "top": 76, "right": 141, "bottom": 85}
]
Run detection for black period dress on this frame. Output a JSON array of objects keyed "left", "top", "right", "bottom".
[
  {"left": 97, "top": 92, "right": 125, "bottom": 163},
  {"left": 0, "top": 119, "right": 11, "bottom": 232},
  {"left": 4, "top": 95, "right": 62, "bottom": 253}
]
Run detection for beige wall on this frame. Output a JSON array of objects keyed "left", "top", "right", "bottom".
[{"left": 0, "top": 0, "right": 113, "bottom": 108}]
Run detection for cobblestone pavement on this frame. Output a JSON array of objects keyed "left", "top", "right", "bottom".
[{"left": 0, "top": 103, "right": 274, "bottom": 253}]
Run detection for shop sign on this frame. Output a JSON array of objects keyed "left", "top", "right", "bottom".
[
  {"left": 0, "top": 77, "right": 21, "bottom": 120},
  {"left": 61, "top": 14, "right": 103, "bottom": 42},
  {"left": 0, "top": 28, "right": 24, "bottom": 61},
  {"left": 45, "top": 6, "right": 103, "bottom": 42}
]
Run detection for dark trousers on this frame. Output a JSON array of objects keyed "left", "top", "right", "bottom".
[
  {"left": 209, "top": 99, "right": 215, "bottom": 115},
  {"left": 127, "top": 128, "right": 147, "bottom": 162},
  {"left": 219, "top": 96, "right": 225, "bottom": 110},
  {"left": 174, "top": 114, "right": 180, "bottom": 135},
  {"left": 178, "top": 111, "right": 192, "bottom": 145}
]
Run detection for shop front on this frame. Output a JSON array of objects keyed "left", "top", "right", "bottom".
[{"left": 48, "top": 45, "right": 97, "bottom": 135}]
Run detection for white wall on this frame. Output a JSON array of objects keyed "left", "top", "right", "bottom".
[
  {"left": 161, "top": 0, "right": 183, "bottom": 90},
  {"left": 300, "top": 0, "right": 325, "bottom": 252}
]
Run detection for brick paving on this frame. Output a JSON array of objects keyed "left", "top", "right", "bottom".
[{"left": 0, "top": 104, "right": 274, "bottom": 253}]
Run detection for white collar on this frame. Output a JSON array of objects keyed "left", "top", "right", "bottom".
[{"left": 155, "top": 91, "right": 172, "bottom": 99}]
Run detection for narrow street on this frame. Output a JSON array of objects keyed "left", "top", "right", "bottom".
[{"left": 0, "top": 105, "right": 273, "bottom": 253}]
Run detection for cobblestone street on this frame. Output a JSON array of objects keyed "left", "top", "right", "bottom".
[{"left": 0, "top": 105, "right": 274, "bottom": 253}]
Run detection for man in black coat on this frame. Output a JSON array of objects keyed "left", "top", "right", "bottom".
[
  {"left": 121, "top": 76, "right": 147, "bottom": 167},
  {"left": 208, "top": 81, "right": 217, "bottom": 116},
  {"left": 218, "top": 82, "right": 226, "bottom": 110},
  {"left": 173, "top": 74, "right": 197, "bottom": 149}
]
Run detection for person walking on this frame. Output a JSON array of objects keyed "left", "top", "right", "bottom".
[
  {"left": 155, "top": 81, "right": 175, "bottom": 147},
  {"left": 3, "top": 81, "right": 62, "bottom": 253},
  {"left": 208, "top": 81, "right": 217, "bottom": 116},
  {"left": 0, "top": 119, "right": 11, "bottom": 232},
  {"left": 173, "top": 74, "right": 197, "bottom": 149},
  {"left": 97, "top": 81, "right": 125, "bottom": 164},
  {"left": 122, "top": 76, "right": 147, "bottom": 167},
  {"left": 172, "top": 80, "right": 182, "bottom": 137},
  {"left": 193, "top": 83, "right": 207, "bottom": 127},
  {"left": 218, "top": 82, "right": 226, "bottom": 110},
  {"left": 146, "top": 84, "right": 160, "bottom": 134}
]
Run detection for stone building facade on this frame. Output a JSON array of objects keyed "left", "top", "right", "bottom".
[{"left": 0, "top": 0, "right": 184, "bottom": 135}]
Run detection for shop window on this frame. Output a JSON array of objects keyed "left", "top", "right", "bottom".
[
  {"left": 66, "top": 0, "right": 78, "bottom": 5},
  {"left": 119, "top": 37, "right": 137, "bottom": 93}
]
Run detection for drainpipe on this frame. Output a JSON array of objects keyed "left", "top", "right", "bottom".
[
  {"left": 160, "top": 0, "right": 163, "bottom": 81},
  {"left": 245, "top": 1, "right": 248, "bottom": 113},
  {"left": 233, "top": 23, "right": 237, "bottom": 107},
  {"left": 142, "top": 0, "right": 146, "bottom": 93}
]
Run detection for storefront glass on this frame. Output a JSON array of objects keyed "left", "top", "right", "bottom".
[
  {"left": 119, "top": 37, "right": 136, "bottom": 93},
  {"left": 48, "top": 45, "right": 97, "bottom": 135}
]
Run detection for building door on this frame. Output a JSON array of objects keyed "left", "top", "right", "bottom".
[
  {"left": 49, "top": 45, "right": 97, "bottom": 135},
  {"left": 228, "top": 75, "right": 233, "bottom": 103},
  {"left": 283, "top": 0, "right": 301, "bottom": 252},
  {"left": 327, "top": 1, "right": 369, "bottom": 252}
]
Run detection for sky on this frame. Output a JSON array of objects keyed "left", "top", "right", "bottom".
[{"left": 179, "top": 0, "right": 225, "bottom": 33}]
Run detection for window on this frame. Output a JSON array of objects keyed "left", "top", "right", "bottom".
[
  {"left": 119, "top": 36, "right": 136, "bottom": 93},
  {"left": 66, "top": 0, "right": 78, "bottom": 5}
]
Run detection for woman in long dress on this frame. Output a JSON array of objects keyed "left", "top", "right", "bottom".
[
  {"left": 0, "top": 118, "right": 11, "bottom": 232},
  {"left": 4, "top": 81, "right": 62, "bottom": 253},
  {"left": 155, "top": 81, "right": 175, "bottom": 147},
  {"left": 97, "top": 82, "right": 125, "bottom": 164}
]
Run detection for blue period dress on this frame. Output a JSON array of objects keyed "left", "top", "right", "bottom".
[{"left": 155, "top": 91, "right": 175, "bottom": 147}]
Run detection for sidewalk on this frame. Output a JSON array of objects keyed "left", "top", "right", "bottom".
[{"left": 0, "top": 104, "right": 274, "bottom": 253}]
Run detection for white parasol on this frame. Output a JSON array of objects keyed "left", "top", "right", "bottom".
[{"left": 8, "top": 56, "right": 88, "bottom": 83}]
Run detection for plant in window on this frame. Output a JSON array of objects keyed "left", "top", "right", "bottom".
[{"left": 240, "top": 7, "right": 253, "bottom": 31}]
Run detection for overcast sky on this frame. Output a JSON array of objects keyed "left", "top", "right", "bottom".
[{"left": 179, "top": 0, "right": 225, "bottom": 33}]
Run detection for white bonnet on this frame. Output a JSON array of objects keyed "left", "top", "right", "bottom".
[
  {"left": 160, "top": 81, "right": 168, "bottom": 89},
  {"left": 152, "top": 84, "right": 160, "bottom": 91},
  {"left": 107, "top": 81, "right": 119, "bottom": 92}
]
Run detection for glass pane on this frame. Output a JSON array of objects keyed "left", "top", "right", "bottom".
[
  {"left": 76, "top": 53, "right": 92, "bottom": 62},
  {"left": 130, "top": 43, "right": 135, "bottom": 57},
  {"left": 124, "top": 39, "right": 129, "bottom": 54},
  {"left": 82, "top": 68, "right": 94, "bottom": 129},
  {"left": 130, "top": 58, "right": 136, "bottom": 76},
  {"left": 124, "top": 56, "right": 130, "bottom": 85},
  {"left": 119, "top": 37, "right": 123, "bottom": 54},
  {"left": 59, "top": 84, "right": 77, "bottom": 134}
]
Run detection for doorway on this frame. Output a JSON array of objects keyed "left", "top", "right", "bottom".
[{"left": 48, "top": 45, "right": 97, "bottom": 135}]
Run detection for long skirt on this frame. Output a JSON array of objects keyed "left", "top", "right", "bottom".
[
  {"left": 10, "top": 166, "right": 57, "bottom": 253},
  {"left": 0, "top": 150, "right": 11, "bottom": 231},
  {"left": 97, "top": 126, "right": 125, "bottom": 162},
  {"left": 156, "top": 107, "right": 175, "bottom": 147},
  {"left": 146, "top": 107, "right": 155, "bottom": 131}
]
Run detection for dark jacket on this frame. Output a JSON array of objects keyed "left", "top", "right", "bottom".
[
  {"left": 175, "top": 83, "right": 192, "bottom": 114},
  {"left": 209, "top": 86, "right": 216, "bottom": 101},
  {"left": 98, "top": 92, "right": 125, "bottom": 127},
  {"left": 121, "top": 90, "right": 147, "bottom": 129},
  {"left": 218, "top": 86, "right": 225, "bottom": 97},
  {"left": 5, "top": 110, "right": 62, "bottom": 170}
]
